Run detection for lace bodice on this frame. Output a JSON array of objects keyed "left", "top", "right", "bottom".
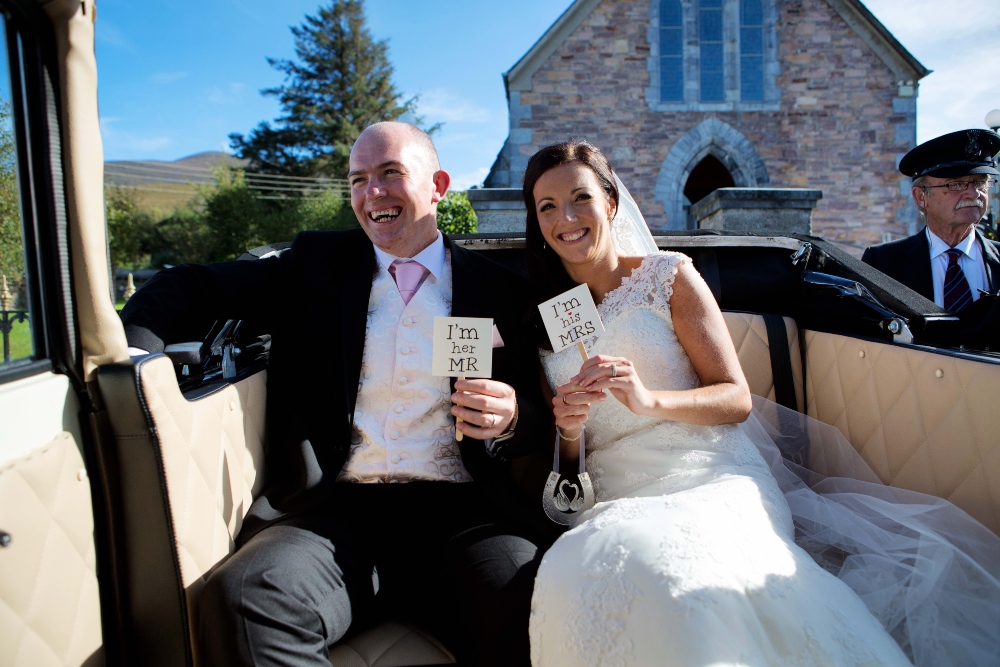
[{"left": 541, "top": 252, "right": 700, "bottom": 450}]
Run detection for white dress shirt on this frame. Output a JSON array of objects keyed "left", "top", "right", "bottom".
[
  {"left": 371, "top": 231, "right": 447, "bottom": 286},
  {"left": 926, "top": 227, "right": 989, "bottom": 308},
  {"left": 339, "top": 232, "right": 471, "bottom": 483}
]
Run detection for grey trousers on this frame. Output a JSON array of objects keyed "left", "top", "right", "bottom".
[{"left": 198, "top": 482, "right": 541, "bottom": 667}]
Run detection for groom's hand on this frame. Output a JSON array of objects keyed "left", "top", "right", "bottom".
[{"left": 451, "top": 379, "right": 517, "bottom": 441}]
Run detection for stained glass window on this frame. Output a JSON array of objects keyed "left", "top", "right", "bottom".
[
  {"left": 699, "top": 0, "right": 723, "bottom": 102},
  {"left": 740, "top": 0, "right": 764, "bottom": 101},
  {"left": 659, "top": 0, "right": 683, "bottom": 102}
]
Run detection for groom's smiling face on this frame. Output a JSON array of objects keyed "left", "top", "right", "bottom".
[{"left": 349, "top": 123, "right": 449, "bottom": 257}]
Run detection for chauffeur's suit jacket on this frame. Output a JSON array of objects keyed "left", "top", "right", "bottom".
[
  {"left": 861, "top": 227, "right": 1000, "bottom": 302},
  {"left": 120, "top": 228, "right": 552, "bottom": 543}
]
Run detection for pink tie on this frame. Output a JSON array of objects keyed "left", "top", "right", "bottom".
[{"left": 389, "top": 259, "right": 429, "bottom": 306}]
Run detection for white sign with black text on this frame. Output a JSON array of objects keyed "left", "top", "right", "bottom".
[
  {"left": 431, "top": 317, "right": 494, "bottom": 378},
  {"left": 537, "top": 283, "right": 605, "bottom": 355}
]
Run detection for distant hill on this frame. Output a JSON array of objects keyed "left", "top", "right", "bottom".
[
  {"left": 104, "top": 151, "right": 248, "bottom": 187},
  {"left": 104, "top": 151, "right": 348, "bottom": 215},
  {"left": 104, "top": 151, "right": 250, "bottom": 213}
]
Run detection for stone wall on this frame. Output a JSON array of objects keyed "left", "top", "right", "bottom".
[{"left": 487, "top": 0, "right": 918, "bottom": 253}]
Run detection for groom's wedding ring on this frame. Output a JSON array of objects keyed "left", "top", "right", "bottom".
[
  {"left": 490, "top": 413, "right": 499, "bottom": 428},
  {"left": 611, "top": 363, "right": 618, "bottom": 378},
  {"left": 562, "top": 395, "right": 569, "bottom": 405}
]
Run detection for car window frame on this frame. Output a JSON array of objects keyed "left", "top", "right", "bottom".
[{"left": 0, "top": 0, "right": 79, "bottom": 387}]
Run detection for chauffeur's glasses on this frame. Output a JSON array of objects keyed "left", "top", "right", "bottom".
[{"left": 921, "top": 178, "right": 996, "bottom": 193}]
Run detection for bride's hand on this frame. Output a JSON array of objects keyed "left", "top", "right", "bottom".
[
  {"left": 552, "top": 380, "right": 605, "bottom": 438},
  {"left": 572, "top": 355, "right": 656, "bottom": 416}
]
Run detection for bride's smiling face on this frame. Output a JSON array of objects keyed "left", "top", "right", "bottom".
[{"left": 534, "top": 162, "right": 617, "bottom": 268}]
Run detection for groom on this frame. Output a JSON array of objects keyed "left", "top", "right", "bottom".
[{"left": 120, "top": 122, "right": 549, "bottom": 666}]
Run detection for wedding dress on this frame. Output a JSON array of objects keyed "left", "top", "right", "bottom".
[{"left": 530, "top": 250, "right": 1000, "bottom": 667}]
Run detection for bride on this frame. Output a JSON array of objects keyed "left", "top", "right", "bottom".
[{"left": 524, "top": 140, "right": 1000, "bottom": 666}]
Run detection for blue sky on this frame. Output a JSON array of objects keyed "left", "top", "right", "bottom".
[{"left": 95, "top": 0, "right": 1000, "bottom": 189}]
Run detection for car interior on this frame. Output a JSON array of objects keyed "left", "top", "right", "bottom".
[{"left": 1, "top": 2, "right": 999, "bottom": 667}]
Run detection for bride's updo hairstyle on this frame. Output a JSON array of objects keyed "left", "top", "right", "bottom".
[{"left": 522, "top": 139, "right": 620, "bottom": 348}]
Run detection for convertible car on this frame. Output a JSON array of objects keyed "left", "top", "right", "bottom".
[{"left": 2, "top": 2, "right": 999, "bottom": 666}]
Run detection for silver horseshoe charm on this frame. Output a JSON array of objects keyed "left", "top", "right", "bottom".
[{"left": 543, "top": 428, "right": 595, "bottom": 525}]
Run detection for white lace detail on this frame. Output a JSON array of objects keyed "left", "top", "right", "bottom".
[
  {"left": 561, "top": 545, "right": 639, "bottom": 667},
  {"left": 595, "top": 251, "right": 688, "bottom": 325}
]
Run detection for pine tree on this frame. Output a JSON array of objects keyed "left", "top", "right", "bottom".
[{"left": 230, "top": 0, "right": 413, "bottom": 178}]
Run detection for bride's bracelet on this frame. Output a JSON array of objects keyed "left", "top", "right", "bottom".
[{"left": 557, "top": 425, "right": 584, "bottom": 441}]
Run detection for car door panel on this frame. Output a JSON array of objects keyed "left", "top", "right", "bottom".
[
  {"left": 0, "top": 431, "right": 102, "bottom": 667},
  {"left": 804, "top": 330, "right": 1000, "bottom": 534}
]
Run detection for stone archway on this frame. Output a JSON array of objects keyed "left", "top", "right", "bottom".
[{"left": 654, "top": 118, "right": 770, "bottom": 229}]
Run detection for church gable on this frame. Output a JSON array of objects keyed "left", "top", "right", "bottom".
[{"left": 487, "top": 0, "right": 928, "bottom": 249}]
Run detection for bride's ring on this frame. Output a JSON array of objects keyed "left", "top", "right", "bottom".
[
  {"left": 611, "top": 363, "right": 618, "bottom": 378},
  {"left": 562, "top": 395, "right": 569, "bottom": 406}
]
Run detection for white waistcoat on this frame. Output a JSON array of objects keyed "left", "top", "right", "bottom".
[{"left": 338, "top": 252, "right": 470, "bottom": 483}]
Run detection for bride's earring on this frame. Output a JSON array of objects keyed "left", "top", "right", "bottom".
[{"left": 542, "top": 240, "right": 547, "bottom": 250}]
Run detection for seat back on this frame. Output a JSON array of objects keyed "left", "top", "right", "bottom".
[
  {"left": 98, "top": 356, "right": 266, "bottom": 667},
  {"left": 722, "top": 312, "right": 803, "bottom": 412}
]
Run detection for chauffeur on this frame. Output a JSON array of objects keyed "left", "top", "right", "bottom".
[{"left": 862, "top": 129, "right": 1000, "bottom": 312}]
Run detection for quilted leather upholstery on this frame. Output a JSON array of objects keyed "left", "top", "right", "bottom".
[
  {"left": 0, "top": 433, "right": 103, "bottom": 667},
  {"left": 133, "top": 358, "right": 267, "bottom": 648},
  {"left": 327, "top": 621, "right": 455, "bottom": 666},
  {"left": 723, "top": 312, "right": 804, "bottom": 412},
  {"left": 804, "top": 331, "right": 1000, "bottom": 535}
]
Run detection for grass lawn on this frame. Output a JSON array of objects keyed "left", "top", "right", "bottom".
[{"left": 4, "top": 317, "right": 32, "bottom": 361}]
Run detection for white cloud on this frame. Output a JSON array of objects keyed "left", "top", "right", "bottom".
[
  {"left": 151, "top": 72, "right": 189, "bottom": 85},
  {"left": 863, "top": 0, "right": 1000, "bottom": 140},
  {"left": 99, "top": 116, "right": 120, "bottom": 134},
  {"left": 206, "top": 82, "right": 247, "bottom": 105},
  {"left": 451, "top": 167, "right": 490, "bottom": 191},
  {"left": 415, "top": 89, "right": 493, "bottom": 125},
  {"left": 95, "top": 21, "right": 130, "bottom": 49},
  {"left": 100, "top": 116, "right": 173, "bottom": 158},
  {"left": 131, "top": 136, "right": 173, "bottom": 152}
]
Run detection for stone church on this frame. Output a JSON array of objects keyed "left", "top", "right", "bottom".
[{"left": 483, "top": 0, "right": 929, "bottom": 251}]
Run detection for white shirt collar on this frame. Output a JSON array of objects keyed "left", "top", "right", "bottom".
[
  {"left": 926, "top": 226, "right": 978, "bottom": 260},
  {"left": 372, "top": 231, "right": 446, "bottom": 280}
]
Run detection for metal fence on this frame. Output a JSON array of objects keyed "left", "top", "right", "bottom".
[
  {"left": 0, "top": 273, "right": 27, "bottom": 364},
  {"left": 0, "top": 307, "right": 27, "bottom": 363}
]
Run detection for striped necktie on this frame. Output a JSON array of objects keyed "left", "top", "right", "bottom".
[{"left": 943, "top": 248, "right": 973, "bottom": 312}]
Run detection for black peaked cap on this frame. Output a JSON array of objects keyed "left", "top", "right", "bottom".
[{"left": 899, "top": 128, "right": 1000, "bottom": 179}]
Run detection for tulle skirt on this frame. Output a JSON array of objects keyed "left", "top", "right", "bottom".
[{"left": 745, "top": 397, "right": 1000, "bottom": 666}]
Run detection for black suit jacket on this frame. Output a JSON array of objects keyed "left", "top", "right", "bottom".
[
  {"left": 861, "top": 227, "right": 1000, "bottom": 302},
  {"left": 120, "top": 229, "right": 552, "bottom": 542}
]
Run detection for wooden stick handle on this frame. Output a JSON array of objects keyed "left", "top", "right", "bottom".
[
  {"left": 455, "top": 375, "right": 466, "bottom": 441},
  {"left": 577, "top": 340, "right": 589, "bottom": 361}
]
